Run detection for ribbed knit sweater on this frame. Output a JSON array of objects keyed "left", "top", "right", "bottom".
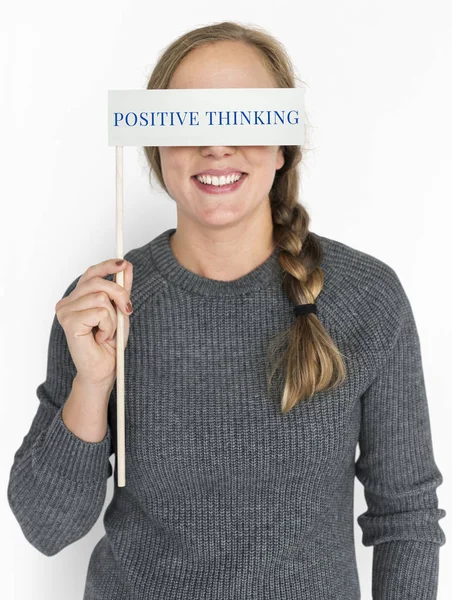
[{"left": 8, "top": 227, "right": 446, "bottom": 599}]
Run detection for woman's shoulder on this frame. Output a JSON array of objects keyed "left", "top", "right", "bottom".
[
  {"left": 310, "top": 230, "right": 405, "bottom": 301},
  {"left": 309, "top": 230, "right": 412, "bottom": 349},
  {"left": 310, "top": 231, "right": 416, "bottom": 373}
]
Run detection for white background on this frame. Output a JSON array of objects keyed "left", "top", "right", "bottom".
[{"left": 1, "top": 1, "right": 451, "bottom": 598}]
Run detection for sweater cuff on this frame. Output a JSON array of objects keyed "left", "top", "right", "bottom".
[
  {"left": 32, "top": 405, "right": 112, "bottom": 485},
  {"left": 372, "top": 540, "right": 441, "bottom": 600}
]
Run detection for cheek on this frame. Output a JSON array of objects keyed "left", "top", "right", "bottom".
[
  {"left": 247, "top": 149, "right": 280, "bottom": 173},
  {"left": 160, "top": 153, "right": 189, "bottom": 193},
  {"left": 161, "top": 148, "right": 188, "bottom": 172},
  {"left": 253, "top": 158, "right": 280, "bottom": 188}
]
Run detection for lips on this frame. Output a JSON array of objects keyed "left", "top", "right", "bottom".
[{"left": 192, "top": 172, "right": 247, "bottom": 194}]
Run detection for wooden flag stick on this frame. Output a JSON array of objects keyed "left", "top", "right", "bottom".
[{"left": 115, "top": 145, "right": 126, "bottom": 487}]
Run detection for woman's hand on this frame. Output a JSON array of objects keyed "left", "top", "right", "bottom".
[{"left": 55, "top": 259, "right": 134, "bottom": 390}]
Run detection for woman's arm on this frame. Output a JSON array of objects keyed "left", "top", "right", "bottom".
[
  {"left": 355, "top": 278, "right": 446, "bottom": 599},
  {"left": 6, "top": 277, "right": 114, "bottom": 557}
]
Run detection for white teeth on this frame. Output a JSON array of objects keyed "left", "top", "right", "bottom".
[{"left": 196, "top": 173, "right": 243, "bottom": 186}]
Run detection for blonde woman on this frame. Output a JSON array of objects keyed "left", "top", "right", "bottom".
[{"left": 7, "top": 21, "right": 446, "bottom": 600}]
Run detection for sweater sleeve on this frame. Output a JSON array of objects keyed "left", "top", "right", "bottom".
[
  {"left": 355, "top": 278, "right": 446, "bottom": 599},
  {"left": 7, "top": 276, "right": 115, "bottom": 557}
]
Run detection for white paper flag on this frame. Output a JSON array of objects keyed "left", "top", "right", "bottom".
[{"left": 108, "top": 87, "right": 305, "bottom": 146}]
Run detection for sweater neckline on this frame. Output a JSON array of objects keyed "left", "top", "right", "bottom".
[{"left": 149, "top": 228, "right": 283, "bottom": 297}]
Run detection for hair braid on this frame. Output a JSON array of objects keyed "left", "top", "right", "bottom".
[{"left": 267, "top": 154, "right": 346, "bottom": 412}]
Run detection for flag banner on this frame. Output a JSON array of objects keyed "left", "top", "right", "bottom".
[{"left": 108, "top": 87, "right": 305, "bottom": 147}]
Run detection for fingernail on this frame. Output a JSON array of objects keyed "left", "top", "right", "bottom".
[
  {"left": 126, "top": 301, "right": 133, "bottom": 313},
  {"left": 116, "top": 259, "right": 125, "bottom": 266}
]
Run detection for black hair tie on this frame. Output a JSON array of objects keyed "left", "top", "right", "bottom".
[{"left": 294, "top": 303, "right": 317, "bottom": 317}]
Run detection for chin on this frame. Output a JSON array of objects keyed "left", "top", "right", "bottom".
[{"left": 195, "top": 208, "right": 247, "bottom": 228}]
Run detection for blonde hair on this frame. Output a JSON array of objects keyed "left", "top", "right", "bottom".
[{"left": 143, "top": 21, "right": 346, "bottom": 413}]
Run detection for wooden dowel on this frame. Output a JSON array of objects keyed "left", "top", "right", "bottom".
[{"left": 115, "top": 145, "right": 126, "bottom": 487}]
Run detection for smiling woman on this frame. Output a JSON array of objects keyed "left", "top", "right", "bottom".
[{"left": 7, "top": 19, "right": 446, "bottom": 600}]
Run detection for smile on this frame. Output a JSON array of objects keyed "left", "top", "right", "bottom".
[{"left": 191, "top": 173, "right": 248, "bottom": 195}]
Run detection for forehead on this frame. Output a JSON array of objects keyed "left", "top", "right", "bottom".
[{"left": 169, "top": 41, "right": 275, "bottom": 89}]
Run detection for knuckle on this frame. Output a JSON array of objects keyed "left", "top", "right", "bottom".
[
  {"left": 100, "top": 305, "right": 110, "bottom": 318},
  {"left": 57, "top": 312, "right": 67, "bottom": 327},
  {"left": 96, "top": 291, "right": 109, "bottom": 304}
]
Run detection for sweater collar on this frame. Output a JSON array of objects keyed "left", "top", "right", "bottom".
[{"left": 149, "top": 228, "right": 284, "bottom": 297}]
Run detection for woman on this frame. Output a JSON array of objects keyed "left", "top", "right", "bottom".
[{"left": 7, "top": 21, "right": 446, "bottom": 600}]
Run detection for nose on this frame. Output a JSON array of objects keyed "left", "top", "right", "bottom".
[{"left": 200, "top": 146, "right": 237, "bottom": 158}]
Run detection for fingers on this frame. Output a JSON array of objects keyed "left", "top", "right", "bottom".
[
  {"left": 77, "top": 258, "right": 131, "bottom": 287},
  {"left": 55, "top": 259, "right": 134, "bottom": 317},
  {"left": 113, "top": 260, "right": 134, "bottom": 297}
]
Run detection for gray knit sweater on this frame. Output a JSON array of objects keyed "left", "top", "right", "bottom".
[{"left": 7, "top": 227, "right": 446, "bottom": 599}]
